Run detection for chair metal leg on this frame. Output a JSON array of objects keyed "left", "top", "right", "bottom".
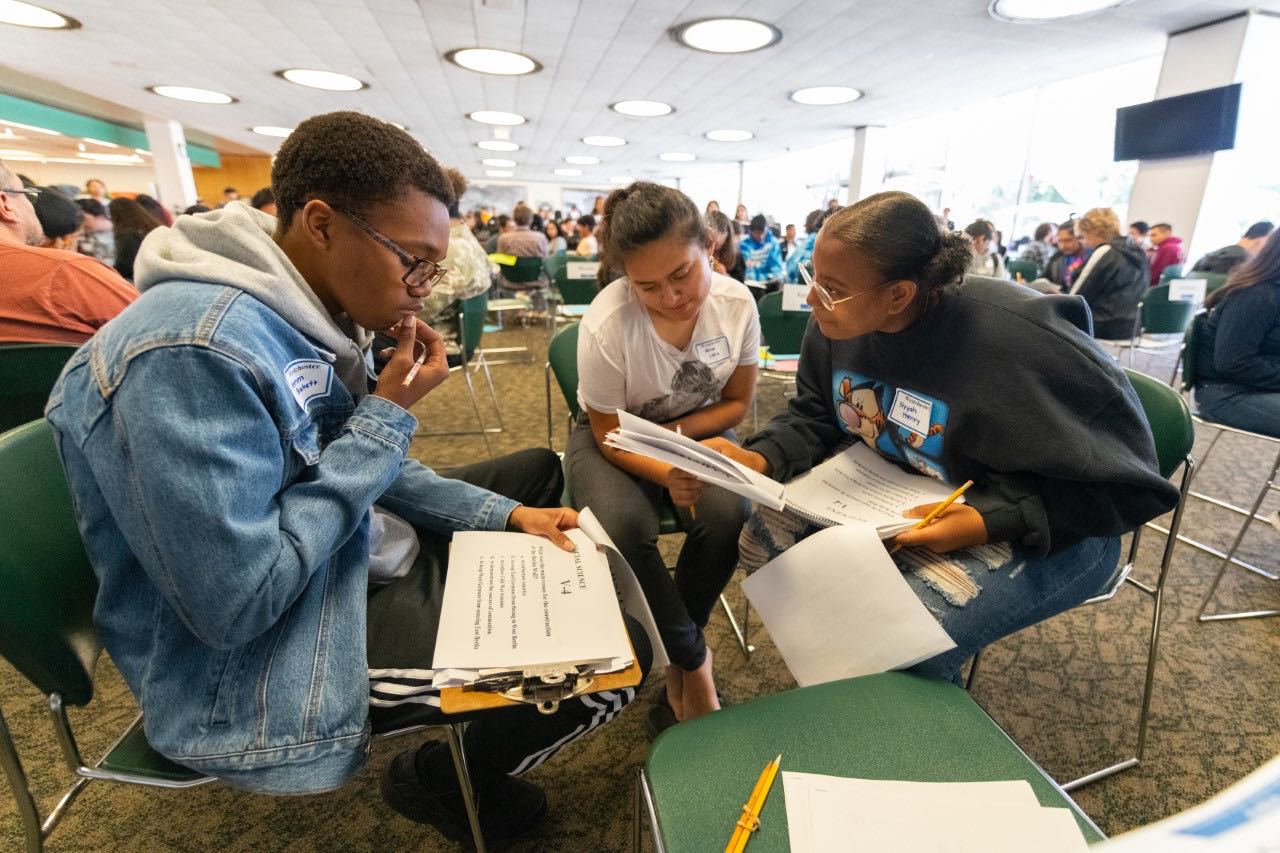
[
  {"left": 718, "top": 593, "right": 754, "bottom": 658},
  {"left": 460, "top": 366, "right": 495, "bottom": 459},
  {"left": 545, "top": 363, "right": 554, "bottom": 451},
  {"left": 444, "top": 723, "right": 486, "bottom": 853},
  {"left": 636, "top": 767, "right": 665, "bottom": 853},
  {"left": 964, "top": 649, "right": 981, "bottom": 692},
  {"left": 474, "top": 354, "right": 504, "bottom": 431},
  {"left": 0, "top": 707, "right": 45, "bottom": 853},
  {"left": 1197, "top": 448, "right": 1280, "bottom": 622}
]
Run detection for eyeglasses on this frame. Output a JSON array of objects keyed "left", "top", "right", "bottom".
[
  {"left": 332, "top": 207, "right": 448, "bottom": 290},
  {"left": 1, "top": 187, "right": 41, "bottom": 201},
  {"left": 799, "top": 261, "right": 898, "bottom": 310}
]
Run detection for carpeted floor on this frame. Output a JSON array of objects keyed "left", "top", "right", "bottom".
[{"left": 2, "top": 324, "right": 1277, "bottom": 851}]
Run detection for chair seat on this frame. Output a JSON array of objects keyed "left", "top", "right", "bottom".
[
  {"left": 98, "top": 719, "right": 207, "bottom": 783},
  {"left": 646, "top": 672, "right": 1102, "bottom": 852}
]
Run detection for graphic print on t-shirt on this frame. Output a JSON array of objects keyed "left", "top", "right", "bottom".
[
  {"left": 636, "top": 360, "right": 719, "bottom": 423},
  {"left": 832, "top": 371, "right": 952, "bottom": 482}
]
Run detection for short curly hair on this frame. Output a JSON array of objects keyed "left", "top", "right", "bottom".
[{"left": 271, "top": 111, "right": 454, "bottom": 232}]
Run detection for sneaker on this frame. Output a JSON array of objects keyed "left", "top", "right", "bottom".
[{"left": 380, "top": 743, "right": 547, "bottom": 843}]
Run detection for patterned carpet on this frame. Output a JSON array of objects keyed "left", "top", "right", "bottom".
[{"left": 2, "top": 324, "right": 1277, "bottom": 851}]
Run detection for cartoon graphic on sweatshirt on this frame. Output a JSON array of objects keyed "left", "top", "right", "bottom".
[
  {"left": 636, "top": 360, "right": 719, "bottom": 423},
  {"left": 833, "top": 373, "right": 951, "bottom": 481}
]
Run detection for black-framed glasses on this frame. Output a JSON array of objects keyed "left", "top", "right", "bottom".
[
  {"left": 1, "top": 187, "right": 40, "bottom": 201},
  {"left": 799, "top": 260, "right": 898, "bottom": 310},
  {"left": 332, "top": 207, "right": 448, "bottom": 290}
]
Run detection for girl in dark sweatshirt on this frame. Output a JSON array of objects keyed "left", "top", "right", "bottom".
[{"left": 703, "top": 191, "right": 1179, "bottom": 681}]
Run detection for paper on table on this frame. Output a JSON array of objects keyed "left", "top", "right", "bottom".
[
  {"left": 784, "top": 442, "right": 962, "bottom": 537},
  {"left": 741, "top": 524, "right": 955, "bottom": 687},
  {"left": 577, "top": 507, "right": 669, "bottom": 670}
]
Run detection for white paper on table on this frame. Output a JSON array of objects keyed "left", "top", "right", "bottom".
[
  {"left": 577, "top": 507, "right": 669, "bottom": 670},
  {"left": 566, "top": 260, "right": 600, "bottom": 280},
  {"left": 431, "top": 527, "right": 633, "bottom": 687},
  {"left": 1167, "top": 278, "right": 1207, "bottom": 303},
  {"left": 741, "top": 524, "right": 955, "bottom": 686},
  {"left": 781, "top": 282, "right": 813, "bottom": 312},
  {"left": 784, "top": 443, "right": 962, "bottom": 537}
]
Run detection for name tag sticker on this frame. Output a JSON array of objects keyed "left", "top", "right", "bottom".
[
  {"left": 284, "top": 359, "right": 334, "bottom": 412},
  {"left": 888, "top": 388, "right": 933, "bottom": 438},
  {"left": 567, "top": 261, "right": 600, "bottom": 280},
  {"left": 1168, "top": 278, "right": 1207, "bottom": 303},
  {"left": 693, "top": 336, "right": 732, "bottom": 366}
]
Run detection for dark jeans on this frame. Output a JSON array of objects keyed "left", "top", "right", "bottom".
[
  {"left": 366, "top": 448, "right": 652, "bottom": 776},
  {"left": 1195, "top": 381, "right": 1280, "bottom": 438},
  {"left": 564, "top": 416, "right": 749, "bottom": 671}
]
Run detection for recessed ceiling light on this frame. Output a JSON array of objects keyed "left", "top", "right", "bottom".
[
  {"left": 468, "top": 110, "right": 527, "bottom": 127},
  {"left": 789, "top": 86, "right": 864, "bottom": 106},
  {"left": 611, "top": 100, "right": 674, "bottom": 118},
  {"left": 659, "top": 152, "right": 696, "bottom": 162},
  {"left": 988, "top": 0, "right": 1134, "bottom": 22},
  {"left": 582, "top": 135, "right": 626, "bottom": 148},
  {"left": 148, "top": 85, "right": 237, "bottom": 105},
  {"left": 2, "top": 120, "right": 60, "bottom": 136},
  {"left": 445, "top": 47, "right": 540, "bottom": 76},
  {"left": 672, "top": 17, "right": 780, "bottom": 54},
  {"left": 485, "top": 170, "right": 514, "bottom": 178},
  {"left": 277, "top": 68, "right": 368, "bottom": 91},
  {"left": 251, "top": 126, "right": 293, "bottom": 138},
  {"left": 482, "top": 158, "right": 517, "bottom": 168},
  {"left": 610, "top": 175, "right": 636, "bottom": 184},
  {"left": 565, "top": 155, "right": 600, "bottom": 166},
  {"left": 554, "top": 168, "right": 582, "bottom": 177},
  {"left": 477, "top": 140, "right": 520, "bottom": 152},
  {"left": 705, "top": 129, "right": 754, "bottom": 142},
  {"left": 0, "top": 1, "right": 79, "bottom": 28}
]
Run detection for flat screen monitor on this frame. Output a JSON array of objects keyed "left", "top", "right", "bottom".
[{"left": 1114, "top": 83, "right": 1241, "bottom": 161}]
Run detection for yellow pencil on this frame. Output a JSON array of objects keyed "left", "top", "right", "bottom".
[
  {"left": 729, "top": 754, "right": 782, "bottom": 853},
  {"left": 889, "top": 479, "right": 973, "bottom": 554},
  {"left": 725, "top": 759, "right": 771, "bottom": 853}
]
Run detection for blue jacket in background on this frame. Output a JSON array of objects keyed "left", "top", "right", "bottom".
[{"left": 739, "top": 230, "right": 784, "bottom": 284}]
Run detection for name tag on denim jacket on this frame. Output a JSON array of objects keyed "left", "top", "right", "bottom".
[{"left": 284, "top": 359, "right": 334, "bottom": 412}]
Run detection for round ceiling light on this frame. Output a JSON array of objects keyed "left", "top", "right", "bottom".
[
  {"left": 0, "top": 1, "right": 80, "bottom": 28},
  {"left": 582, "top": 135, "right": 626, "bottom": 148},
  {"left": 659, "top": 152, "right": 696, "bottom": 162},
  {"left": 468, "top": 110, "right": 527, "bottom": 127},
  {"left": 148, "top": 85, "right": 237, "bottom": 105},
  {"left": 554, "top": 168, "right": 582, "bottom": 177},
  {"left": 988, "top": 0, "right": 1134, "bottom": 22},
  {"left": 477, "top": 140, "right": 520, "bottom": 152},
  {"left": 445, "top": 47, "right": 540, "bottom": 75},
  {"left": 611, "top": 99, "right": 674, "bottom": 117},
  {"left": 672, "top": 17, "right": 780, "bottom": 54},
  {"left": 482, "top": 158, "right": 516, "bottom": 168},
  {"left": 705, "top": 129, "right": 754, "bottom": 142},
  {"left": 276, "top": 69, "right": 368, "bottom": 91},
  {"left": 485, "top": 169, "right": 514, "bottom": 178},
  {"left": 565, "top": 155, "right": 600, "bottom": 165},
  {"left": 251, "top": 126, "right": 294, "bottom": 138},
  {"left": 789, "top": 86, "right": 863, "bottom": 106}
]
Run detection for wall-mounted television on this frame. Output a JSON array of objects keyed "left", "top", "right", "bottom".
[{"left": 1114, "top": 83, "right": 1241, "bottom": 161}]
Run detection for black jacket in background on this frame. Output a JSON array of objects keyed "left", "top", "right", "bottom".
[
  {"left": 1195, "top": 280, "right": 1280, "bottom": 391},
  {"left": 1192, "top": 244, "right": 1248, "bottom": 275},
  {"left": 1073, "top": 236, "right": 1149, "bottom": 339}
]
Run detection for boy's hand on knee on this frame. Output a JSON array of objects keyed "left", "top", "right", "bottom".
[
  {"left": 508, "top": 505, "right": 579, "bottom": 551},
  {"left": 892, "top": 504, "right": 988, "bottom": 553}
]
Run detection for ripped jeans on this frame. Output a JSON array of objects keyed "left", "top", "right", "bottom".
[{"left": 740, "top": 507, "right": 1122, "bottom": 683}]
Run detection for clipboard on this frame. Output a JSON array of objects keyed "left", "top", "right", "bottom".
[{"left": 440, "top": 647, "right": 643, "bottom": 714}]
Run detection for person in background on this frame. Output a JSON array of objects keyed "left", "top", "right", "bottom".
[
  {"left": 83, "top": 178, "right": 109, "bottom": 207},
  {"left": 1043, "top": 220, "right": 1089, "bottom": 292},
  {"left": 75, "top": 197, "right": 116, "bottom": 265},
  {"left": 1148, "top": 222, "right": 1185, "bottom": 285},
  {"left": 739, "top": 213, "right": 784, "bottom": 292},
  {"left": 705, "top": 200, "right": 720, "bottom": 216},
  {"left": 567, "top": 181, "right": 757, "bottom": 730},
  {"left": 33, "top": 186, "right": 84, "bottom": 252},
  {"left": 786, "top": 209, "right": 825, "bottom": 283},
  {"left": 417, "top": 167, "right": 493, "bottom": 327},
  {"left": 591, "top": 195, "right": 606, "bottom": 217},
  {"left": 221, "top": 186, "right": 239, "bottom": 206},
  {"left": 135, "top": 194, "right": 173, "bottom": 227},
  {"left": 941, "top": 206, "right": 955, "bottom": 231},
  {"left": 497, "top": 202, "right": 548, "bottom": 291},
  {"left": 705, "top": 210, "right": 746, "bottom": 282},
  {"left": 108, "top": 197, "right": 163, "bottom": 282},
  {"left": 1129, "top": 221, "right": 1151, "bottom": 252},
  {"left": 1193, "top": 228, "right": 1280, "bottom": 437},
  {"left": 544, "top": 219, "right": 567, "bottom": 255},
  {"left": 964, "top": 220, "right": 1005, "bottom": 279},
  {"left": 1018, "top": 222, "right": 1055, "bottom": 271},
  {"left": 484, "top": 214, "right": 512, "bottom": 254},
  {"left": 781, "top": 223, "right": 797, "bottom": 261},
  {"left": 733, "top": 203, "right": 750, "bottom": 233},
  {"left": 182, "top": 204, "right": 212, "bottom": 216},
  {"left": 1193, "top": 221, "right": 1275, "bottom": 275},
  {"left": 575, "top": 214, "right": 598, "bottom": 257},
  {"left": 249, "top": 187, "right": 277, "bottom": 216},
  {"left": 1071, "top": 207, "right": 1149, "bottom": 339},
  {"left": 0, "top": 159, "right": 136, "bottom": 345}
]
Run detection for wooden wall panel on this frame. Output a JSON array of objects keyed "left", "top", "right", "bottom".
[{"left": 193, "top": 155, "right": 272, "bottom": 207}]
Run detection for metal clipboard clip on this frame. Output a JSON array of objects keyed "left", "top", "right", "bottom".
[{"left": 462, "top": 664, "right": 597, "bottom": 715}]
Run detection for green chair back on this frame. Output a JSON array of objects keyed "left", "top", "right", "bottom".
[
  {"left": 1158, "top": 264, "right": 1184, "bottom": 284},
  {"left": 0, "top": 419, "right": 101, "bottom": 706},
  {"left": 553, "top": 259, "right": 601, "bottom": 304},
  {"left": 757, "top": 291, "right": 809, "bottom": 355},
  {"left": 1005, "top": 259, "right": 1039, "bottom": 282},
  {"left": 0, "top": 343, "right": 79, "bottom": 433},
  {"left": 1139, "top": 283, "right": 1196, "bottom": 335},
  {"left": 1200, "top": 272, "right": 1229, "bottom": 294},
  {"left": 1181, "top": 310, "right": 1208, "bottom": 392},
  {"left": 543, "top": 254, "right": 567, "bottom": 282},
  {"left": 502, "top": 256, "right": 546, "bottom": 283},
  {"left": 458, "top": 291, "right": 489, "bottom": 357},
  {"left": 547, "top": 323, "right": 580, "bottom": 420},
  {"left": 1121, "top": 369, "right": 1194, "bottom": 479}
]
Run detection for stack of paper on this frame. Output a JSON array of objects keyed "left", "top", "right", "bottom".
[{"left": 783, "top": 773, "right": 1088, "bottom": 852}]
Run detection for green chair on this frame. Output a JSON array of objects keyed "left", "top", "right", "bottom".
[
  {"left": 1108, "top": 284, "right": 1196, "bottom": 368},
  {"left": 1158, "top": 263, "right": 1184, "bottom": 285},
  {"left": 1005, "top": 259, "right": 1040, "bottom": 283},
  {"left": 0, "top": 344, "right": 79, "bottom": 433},
  {"left": 635, "top": 672, "right": 1103, "bottom": 852},
  {"left": 544, "top": 324, "right": 753, "bottom": 656},
  {"left": 1200, "top": 272, "right": 1229, "bottom": 294},
  {"left": 416, "top": 292, "right": 504, "bottom": 457},
  {"left": 754, "top": 292, "right": 809, "bottom": 432},
  {"left": 542, "top": 254, "right": 568, "bottom": 283},
  {"left": 969, "top": 369, "right": 1195, "bottom": 790}
]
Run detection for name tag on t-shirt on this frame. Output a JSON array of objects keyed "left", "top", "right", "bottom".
[
  {"left": 888, "top": 388, "right": 933, "bottom": 438},
  {"left": 284, "top": 359, "right": 334, "bottom": 412},
  {"left": 693, "top": 336, "right": 732, "bottom": 366}
]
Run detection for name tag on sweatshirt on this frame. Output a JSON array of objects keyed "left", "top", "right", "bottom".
[
  {"left": 889, "top": 388, "right": 933, "bottom": 438},
  {"left": 284, "top": 360, "right": 334, "bottom": 412}
]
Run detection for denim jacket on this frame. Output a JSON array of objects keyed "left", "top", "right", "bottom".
[{"left": 46, "top": 206, "right": 518, "bottom": 794}]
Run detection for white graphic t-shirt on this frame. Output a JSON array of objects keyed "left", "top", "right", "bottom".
[{"left": 577, "top": 272, "right": 760, "bottom": 423}]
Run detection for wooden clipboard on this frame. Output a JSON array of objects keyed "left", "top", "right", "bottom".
[{"left": 440, "top": 653, "right": 643, "bottom": 714}]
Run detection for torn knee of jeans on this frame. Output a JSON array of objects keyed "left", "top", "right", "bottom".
[{"left": 900, "top": 550, "right": 980, "bottom": 607}]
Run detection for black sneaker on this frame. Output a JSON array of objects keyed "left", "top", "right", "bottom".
[{"left": 380, "top": 742, "right": 547, "bottom": 844}]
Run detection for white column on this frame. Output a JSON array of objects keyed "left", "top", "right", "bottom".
[
  {"left": 143, "top": 118, "right": 198, "bottom": 213},
  {"left": 847, "top": 126, "right": 886, "bottom": 203}
]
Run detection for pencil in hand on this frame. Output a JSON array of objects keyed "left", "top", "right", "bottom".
[{"left": 888, "top": 479, "right": 974, "bottom": 555}]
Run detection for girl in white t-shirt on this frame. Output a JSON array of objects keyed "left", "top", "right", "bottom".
[{"left": 566, "top": 182, "right": 759, "bottom": 724}]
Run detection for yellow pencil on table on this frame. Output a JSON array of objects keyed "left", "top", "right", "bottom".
[
  {"left": 889, "top": 479, "right": 974, "bottom": 554},
  {"left": 676, "top": 424, "right": 696, "bottom": 519},
  {"left": 725, "top": 754, "right": 781, "bottom": 853}
]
